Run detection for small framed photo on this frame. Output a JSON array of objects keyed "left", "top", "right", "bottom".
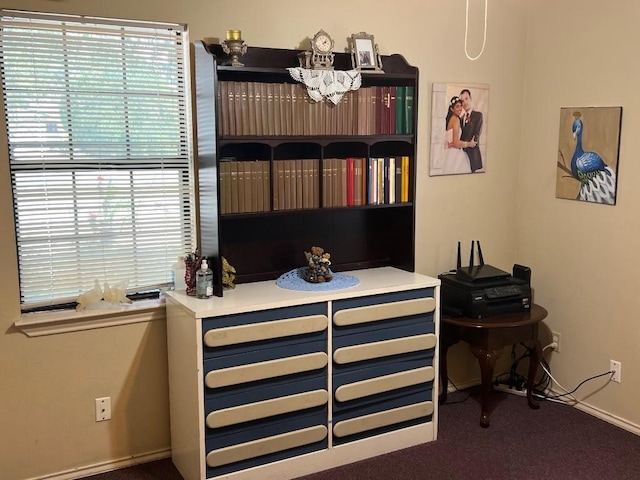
[{"left": 349, "top": 32, "right": 383, "bottom": 73}]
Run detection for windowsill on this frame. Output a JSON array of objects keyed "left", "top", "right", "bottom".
[{"left": 14, "top": 298, "right": 167, "bottom": 337}]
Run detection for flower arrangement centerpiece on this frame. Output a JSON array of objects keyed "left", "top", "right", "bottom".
[{"left": 304, "top": 246, "right": 333, "bottom": 283}]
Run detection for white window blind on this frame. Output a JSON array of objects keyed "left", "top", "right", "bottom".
[{"left": 0, "top": 10, "right": 194, "bottom": 309}]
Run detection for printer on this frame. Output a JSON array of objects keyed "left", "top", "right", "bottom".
[{"left": 438, "top": 241, "right": 532, "bottom": 319}]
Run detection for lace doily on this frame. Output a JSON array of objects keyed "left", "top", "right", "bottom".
[
  {"left": 276, "top": 267, "right": 360, "bottom": 291},
  {"left": 287, "top": 68, "right": 362, "bottom": 105}
]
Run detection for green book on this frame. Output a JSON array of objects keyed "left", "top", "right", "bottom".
[
  {"left": 395, "top": 86, "right": 405, "bottom": 134},
  {"left": 404, "top": 86, "right": 414, "bottom": 134}
]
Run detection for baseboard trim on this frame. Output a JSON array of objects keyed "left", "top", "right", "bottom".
[
  {"left": 25, "top": 448, "right": 171, "bottom": 480},
  {"left": 572, "top": 400, "right": 640, "bottom": 436},
  {"left": 444, "top": 380, "right": 640, "bottom": 436},
  {"left": 445, "top": 378, "right": 479, "bottom": 393}
]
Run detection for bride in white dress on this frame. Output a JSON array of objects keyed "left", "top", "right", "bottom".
[{"left": 442, "top": 96, "right": 476, "bottom": 175}]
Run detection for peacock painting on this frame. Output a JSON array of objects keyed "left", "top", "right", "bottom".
[{"left": 556, "top": 106, "right": 622, "bottom": 205}]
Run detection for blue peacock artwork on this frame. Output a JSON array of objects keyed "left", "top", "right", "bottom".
[{"left": 556, "top": 107, "right": 622, "bottom": 205}]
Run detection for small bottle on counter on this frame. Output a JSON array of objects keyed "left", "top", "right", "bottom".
[
  {"left": 195, "top": 259, "right": 213, "bottom": 299},
  {"left": 171, "top": 255, "right": 187, "bottom": 291}
]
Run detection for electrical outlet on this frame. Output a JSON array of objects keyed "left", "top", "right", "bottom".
[
  {"left": 552, "top": 331, "right": 561, "bottom": 352},
  {"left": 610, "top": 360, "right": 621, "bottom": 383},
  {"left": 95, "top": 397, "right": 111, "bottom": 422}
]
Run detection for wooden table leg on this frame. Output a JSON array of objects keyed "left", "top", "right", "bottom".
[{"left": 470, "top": 346, "right": 501, "bottom": 428}]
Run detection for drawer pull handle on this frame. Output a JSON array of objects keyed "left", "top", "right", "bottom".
[
  {"left": 206, "top": 425, "right": 328, "bottom": 467},
  {"left": 333, "top": 334, "right": 437, "bottom": 364},
  {"left": 207, "top": 389, "right": 328, "bottom": 428},
  {"left": 333, "top": 297, "right": 435, "bottom": 326},
  {"left": 335, "top": 366, "right": 434, "bottom": 402},
  {"left": 333, "top": 401, "right": 433, "bottom": 438},
  {"left": 204, "top": 314, "right": 328, "bottom": 347},
  {"left": 206, "top": 352, "right": 328, "bottom": 388}
]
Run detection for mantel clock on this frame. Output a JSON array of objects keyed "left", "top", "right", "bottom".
[{"left": 310, "top": 29, "right": 335, "bottom": 70}]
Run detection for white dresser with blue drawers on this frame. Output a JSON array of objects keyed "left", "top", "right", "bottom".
[{"left": 166, "top": 267, "right": 440, "bottom": 480}]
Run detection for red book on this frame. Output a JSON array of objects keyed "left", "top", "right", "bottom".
[{"left": 346, "top": 157, "right": 355, "bottom": 206}]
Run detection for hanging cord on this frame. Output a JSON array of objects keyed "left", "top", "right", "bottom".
[{"left": 464, "top": 0, "right": 488, "bottom": 61}]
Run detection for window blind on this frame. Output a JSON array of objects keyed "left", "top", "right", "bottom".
[{"left": 0, "top": 10, "right": 194, "bottom": 309}]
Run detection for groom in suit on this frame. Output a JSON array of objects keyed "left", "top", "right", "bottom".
[{"left": 460, "top": 89, "right": 483, "bottom": 172}]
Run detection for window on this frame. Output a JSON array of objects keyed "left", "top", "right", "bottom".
[{"left": 0, "top": 10, "right": 194, "bottom": 310}]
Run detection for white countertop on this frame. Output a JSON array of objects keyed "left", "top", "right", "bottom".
[{"left": 166, "top": 267, "right": 440, "bottom": 319}]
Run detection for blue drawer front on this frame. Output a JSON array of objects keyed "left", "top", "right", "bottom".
[
  {"left": 204, "top": 303, "right": 327, "bottom": 330},
  {"left": 332, "top": 414, "right": 431, "bottom": 446},
  {"left": 205, "top": 410, "right": 328, "bottom": 477},
  {"left": 205, "top": 371, "right": 327, "bottom": 409},
  {"left": 205, "top": 329, "right": 327, "bottom": 361},
  {"left": 333, "top": 355, "right": 433, "bottom": 413},
  {"left": 333, "top": 378, "right": 433, "bottom": 413},
  {"left": 202, "top": 303, "right": 327, "bottom": 359},
  {"left": 206, "top": 407, "right": 327, "bottom": 443},
  {"left": 333, "top": 354, "right": 434, "bottom": 393},
  {"left": 332, "top": 288, "right": 433, "bottom": 312},
  {"left": 204, "top": 337, "right": 327, "bottom": 371},
  {"left": 333, "top": 310, "right": 433, "bottom": 338},
  {"left": 332, "top": 320, "right": 435, "bottom": 350},
  {"left": 332, "top": 390, "right": 433, "bottom": 445},
  {"left": 333, "top": 388, "right": 433, "bottom": 422}
]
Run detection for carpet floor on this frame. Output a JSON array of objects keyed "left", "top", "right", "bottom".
[{"left": 83, "top": 389, "right": 640, "bottom": 480}]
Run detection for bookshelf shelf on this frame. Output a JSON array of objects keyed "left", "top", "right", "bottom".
[
  {"left": 194, "top": 41, "right": 419, "bottom": 294},
  {"left": 219, "top": 135, "right": 415, "bottom": 145}
]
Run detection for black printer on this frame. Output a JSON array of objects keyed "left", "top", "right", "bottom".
[{"left": 438, "top": 241, "right": 532, "bottom": 319}]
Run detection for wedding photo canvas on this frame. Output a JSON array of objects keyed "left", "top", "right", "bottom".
[{"left": 429, "top": 82, "right": 489, "bottom": 176}]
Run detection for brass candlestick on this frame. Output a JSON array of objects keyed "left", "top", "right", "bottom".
[{"left": 223, "top": 30, "right": 247, "bottom": 67}]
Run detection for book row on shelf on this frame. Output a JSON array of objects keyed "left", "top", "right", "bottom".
[
  {"left": 218, "top": 157, "right": 411, "bottom": 215},
  {"left": 216, "top": 81, "right": 414, "bottom": 137}
]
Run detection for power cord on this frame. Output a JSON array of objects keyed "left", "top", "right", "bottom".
[
  {"left": 494, "top": 342, "right": 615, "bottom": 406},
  {"left": 494, "top": 345, "right": 528, "bottom": 392}
]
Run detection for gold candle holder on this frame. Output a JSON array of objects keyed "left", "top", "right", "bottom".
[{"left": 222, "top": 30, "right": 247, "bottom": 67}]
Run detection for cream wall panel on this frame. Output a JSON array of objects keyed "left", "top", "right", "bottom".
[{"left": 516, "top": 0, "right": 640, "bottom": 429}]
